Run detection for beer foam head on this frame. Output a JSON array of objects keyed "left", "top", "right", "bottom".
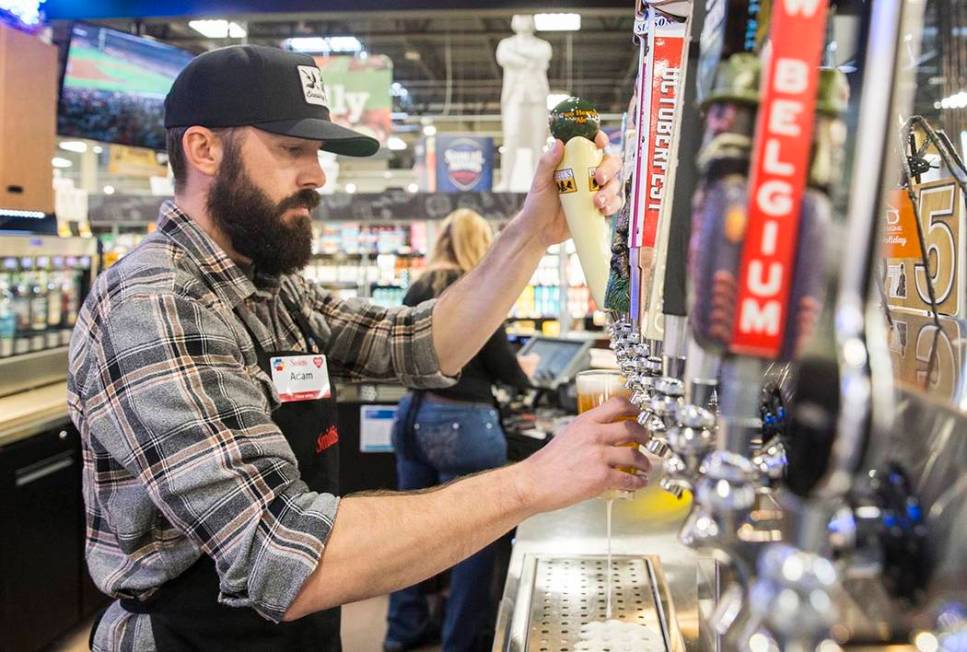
[{"left": 576, "top": 371, "right": 628, "bottom": 398}]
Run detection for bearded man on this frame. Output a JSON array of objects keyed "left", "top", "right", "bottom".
[{"left": 68, "top": 45, "right": 643, "bottom": 651}]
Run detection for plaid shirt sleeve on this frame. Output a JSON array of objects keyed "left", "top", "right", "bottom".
[
  {"left": 298, "top": 279, "right": 458, "bottom": 388},
  {"left": 85, "top": 291, "right": 338, "bottom": 622}
]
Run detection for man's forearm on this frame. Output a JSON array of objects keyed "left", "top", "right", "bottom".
[
  {"left": 432, "top": 215, "right": 547, "bottom": 376},
  {"left": 283, "top": 464, "right": 536, "bottom": 620}
]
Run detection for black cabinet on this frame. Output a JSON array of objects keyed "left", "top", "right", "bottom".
[
  {"left": 337, "top": 400, "right": 399, "bottom": 494},
  {"left": 0, "top": 425, "right": 85, "bottom": 652}
]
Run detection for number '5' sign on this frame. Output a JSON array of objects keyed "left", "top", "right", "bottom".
[
  {"left": 884, "top": 179, "right": 964, "bottom": 318},
  {"left": 913, "top": 182, "right": 963, "bottom": 316}
]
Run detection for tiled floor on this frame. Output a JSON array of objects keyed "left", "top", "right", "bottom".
[{"left": 50, "top": 594, "right": 441, "bottom": 652}]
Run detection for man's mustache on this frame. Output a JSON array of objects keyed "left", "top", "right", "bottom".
[{"left": 277, "top": 189, "right": 321, "bottom": 214}]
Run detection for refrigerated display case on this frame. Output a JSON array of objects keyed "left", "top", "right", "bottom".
[{"left": 0, "top": 235, "right": 96, "bottom": 398}]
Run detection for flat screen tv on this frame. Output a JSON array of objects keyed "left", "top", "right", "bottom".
[{"left": 58, "top": 24, "right": 194, "bottom": 150}]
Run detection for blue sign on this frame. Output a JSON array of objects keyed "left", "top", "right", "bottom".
[
  {"left": 359, "top": 405, "right": 397, "bottom": 453},
  {"left": 436, "top": 135, "right": 493, "bottom": 193}
]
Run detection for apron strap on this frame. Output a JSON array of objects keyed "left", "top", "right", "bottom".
[
  {"left": 232, "top": 289, "right": 325, "bottom": 357},
  {"left": 278, "top": 291, "right": 327, "bottom": 355}
]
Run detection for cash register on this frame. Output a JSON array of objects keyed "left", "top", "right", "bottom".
[{"left": 500, "top": 335, "right": 594, "bottom": 460}]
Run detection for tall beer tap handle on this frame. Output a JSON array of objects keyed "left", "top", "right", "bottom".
[{"left": 783, "top": 357, "right": 839, "bottom": 497}]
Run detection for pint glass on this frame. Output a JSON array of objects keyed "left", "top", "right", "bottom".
[{"left": 576, "top": 369, "right": 638, "bottom": 499}]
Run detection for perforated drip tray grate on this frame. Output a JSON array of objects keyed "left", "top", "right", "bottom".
[{"left": 523, "top": 556, "right": 680, "bottom": 652}]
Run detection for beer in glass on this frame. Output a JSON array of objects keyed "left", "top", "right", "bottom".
[{"left": 576, "top": 369, "right": 638, "bottom": 498}]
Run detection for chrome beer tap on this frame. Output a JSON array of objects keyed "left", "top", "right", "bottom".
[
  {"left": 643, "top": 375, "right": 684, "bottom": 456},
  {"left": 660, "top": 403, "right": 717, "bottom": 497}
]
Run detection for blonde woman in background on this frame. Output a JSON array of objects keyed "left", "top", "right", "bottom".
[{"left": 384, "top": 210, "right": 536, "bottom": 652}]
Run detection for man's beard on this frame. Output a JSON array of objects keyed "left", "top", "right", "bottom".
[{"left": 207, "top": 142, "right": 320, "bottom": 276}]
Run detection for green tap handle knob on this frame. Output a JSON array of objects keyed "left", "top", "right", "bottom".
[{"left": 549, "top": 96, "right": 600, "bottom": 143}]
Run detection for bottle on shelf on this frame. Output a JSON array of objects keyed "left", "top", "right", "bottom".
[
  {"left": 0, "top": 272, "right": 14, "bottom": 358},
  {"left": 44, "top": 257, "right": 63, "bottom": 349},
  {"left": 61, "top": 257, "right": 79, "bottom": 345},
  {"left": 64, "top": 257, "right": 84, "bottom": 333},
  {"left": 11, "top": 259, "right": 32, "bottom": 355},
  {"left": 27, "top": 258, "right": 49, "bottom": 352}
]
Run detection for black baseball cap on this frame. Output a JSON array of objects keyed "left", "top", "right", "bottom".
[{"left": 164, "top": 45, "right": 380, "bottom": 157}]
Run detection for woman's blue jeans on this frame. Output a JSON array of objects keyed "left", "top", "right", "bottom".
[{"left": 385, "top": 393, "right": 508, "bottom": 652}]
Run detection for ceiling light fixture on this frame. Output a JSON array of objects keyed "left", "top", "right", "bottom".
[
  {"left": 938, "top": 91, "right": 967, "bottom": 110},
  {"left": 534, "top": 13, "right": 581, "bottom": 32},
  {"left": 189, "top": 19, "right": 247, "bottom": 39},
  {"left": 0, "top": 208, "right": 45, "bottom": 219},
  {"left": 284, "top": 36, "right": 362, "bottom": 54},
  {"left": 59, "top": 141, "right": 88, "bottom": 153}
]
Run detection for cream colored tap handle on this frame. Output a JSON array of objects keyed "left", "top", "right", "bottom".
[{"left": 555, "top": 137, "right": 608, "bottom": 308}]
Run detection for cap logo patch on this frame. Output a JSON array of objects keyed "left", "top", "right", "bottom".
[{"left": 297, "top": 65, "right": 328, "bottom": 106}]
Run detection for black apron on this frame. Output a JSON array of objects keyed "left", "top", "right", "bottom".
[{"left": 116, "top": 295, "right": 343, "bottom": 651}]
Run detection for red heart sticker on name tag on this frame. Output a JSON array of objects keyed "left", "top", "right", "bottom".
[{"left": 313, "top": 357, "right": 324, "bottom": 368}]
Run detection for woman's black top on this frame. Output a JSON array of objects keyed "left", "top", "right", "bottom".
[{"left": 404, "top": 269, "right": 531, "bottom": 402}]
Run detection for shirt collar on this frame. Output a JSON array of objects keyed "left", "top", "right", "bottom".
[{"left": 156, "top": 200, "right": 281, "bottom": 307}]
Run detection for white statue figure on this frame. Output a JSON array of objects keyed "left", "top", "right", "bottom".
[{"left": 495, "top": 15, "right": 552, "bottom": 192}]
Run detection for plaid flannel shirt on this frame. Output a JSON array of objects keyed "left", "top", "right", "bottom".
[{"left": 68, "top": 201, "right": 455, "bottom": 651}]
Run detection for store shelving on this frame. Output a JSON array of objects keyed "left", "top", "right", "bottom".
[{"left": 92, "top": 218, "right": 600, "bottom": 334}]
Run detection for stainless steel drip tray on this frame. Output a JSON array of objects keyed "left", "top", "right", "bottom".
[{"left": 500, "top": 555, "right": 686, "bottom": 652}]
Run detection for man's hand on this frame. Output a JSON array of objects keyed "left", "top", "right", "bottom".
[
  {"left": 429, "top": 131, "right": 622, "bottom": 376},
  {"left": 514, "top": 397, "right": 652, "bottom": 512},
  {"left": 519, "top": 131, "right": 624, "bottom": 249}
]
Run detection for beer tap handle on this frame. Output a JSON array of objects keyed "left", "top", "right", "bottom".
[{"left": 782, "top": 357, "right": 839, "bottom": 497}]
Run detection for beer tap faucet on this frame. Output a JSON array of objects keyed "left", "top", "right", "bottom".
[
  {"left": 610, "top": 322, "right": 652, "bottom": 397},
  {"left": 660, "top": 403, "right": 716, "bottom": 497},
  {"left": 677, "top": 415, "right": 770, "bottom": 573},
  {"left": 642, "top": 375, "right": 684, "bottom": 456},
  {"left": 629, "top": 354, "right": 661, "bottom": 409}
]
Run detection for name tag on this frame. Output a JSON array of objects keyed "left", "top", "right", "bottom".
[{"left": 270, "top": 354, "right": 331, "bottom": 402}]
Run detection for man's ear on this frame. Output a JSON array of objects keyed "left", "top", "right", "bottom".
[{"left": 182, "top": 126, "right": 224, "bottom": 179}]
